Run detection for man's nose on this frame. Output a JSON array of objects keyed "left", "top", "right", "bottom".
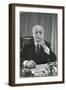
[{"left": 37, "top": 32, "right": 40, "bottom": 35}]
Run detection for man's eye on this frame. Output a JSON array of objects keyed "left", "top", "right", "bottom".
[
  {"left": 39, "top": 32, "right": 42, "bottom": 34},
  {"left": 35, "top": 31, "right": 42, "bottom": 34},
  {"left": 35, "top": 32, "right": 38, "bottom": 34}
]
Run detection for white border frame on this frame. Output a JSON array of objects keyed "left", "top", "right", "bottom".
[{"left": 15, "top": 6, "right": 63, "bottom": 84}]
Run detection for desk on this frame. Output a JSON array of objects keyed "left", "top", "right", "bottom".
[
  {"left": 30, "top": 64, "right": 51, "bottom": 77},
  {"left": 31, "top": 64, "right": 50, "bottom": 76},
  {"left": 21, "top": 63, "right": 57, "bottom": 77}
]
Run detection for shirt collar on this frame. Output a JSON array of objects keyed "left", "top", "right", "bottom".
[{"left": 34, "top": 41, "right": 42, "bottom": 47}]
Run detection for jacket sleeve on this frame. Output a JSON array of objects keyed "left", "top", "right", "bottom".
[{"left": 49, "top": 48, "right": 56, "bottom": 62}]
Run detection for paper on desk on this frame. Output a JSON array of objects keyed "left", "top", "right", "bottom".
[{"left": 31, "top": 64, "right": 50, "bottom": 74}]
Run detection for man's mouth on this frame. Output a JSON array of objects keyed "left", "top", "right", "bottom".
[
  {"left": 36, "top": 38, "right": 42, "bottom": 42},
  {"left": 37, "top": 38, "right": 41, "bottom": 40}
]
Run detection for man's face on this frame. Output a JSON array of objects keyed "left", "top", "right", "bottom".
[{"left": 33, "top": 28, "right": 44, "bottom": 43}]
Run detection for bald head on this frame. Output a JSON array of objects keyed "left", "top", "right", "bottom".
[
  {"left": 32, "top": 25, "right": 44, "bottom": 32},
  {"left": 32, "top": 25, "right": 44, "bottom": 44}
]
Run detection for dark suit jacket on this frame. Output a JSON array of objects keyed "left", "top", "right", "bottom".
[{"left": 20, "top": 37, "right": 56, "bottom": 67}]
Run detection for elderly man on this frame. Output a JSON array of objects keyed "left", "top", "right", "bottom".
[{"left": 21, "top": 25, "right": 56, "bottom": 68}]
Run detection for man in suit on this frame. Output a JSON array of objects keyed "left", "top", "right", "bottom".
[{"left": 21, "top": 25, "right": 56, "bottom": 68}]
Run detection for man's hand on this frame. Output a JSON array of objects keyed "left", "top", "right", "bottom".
[
  {"left": 23, "top": 60, "right": 36, "bottom": 69},
  {"left": 41, "top": 41, "right": 50, "bottom": 55},
  {"left": 23, "top": 60, "right": 29, "bottom": 67},
  {"left": 27, "top": 60, "right": 36, "bottom": 69}
]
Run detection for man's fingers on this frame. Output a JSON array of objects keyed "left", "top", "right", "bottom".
[
  {"left": 27, "top": 60, "right": 36, "bottom": 68},
  {"left": 44, "top": 46, "right": 50, "bottom": 54},
  {"left": 23, "top": 60, "right": 29, "bottom": 67},
  {"left": 30, "top": 60, "right": 36, "bottom": 65}
]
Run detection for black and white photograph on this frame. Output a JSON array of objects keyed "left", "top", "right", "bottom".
[
  {"left": 20, "top": 12, "right": 58, "bottom": 78},
  {"left": 9, "top": 3, "right": 64, "bottom": 86}
]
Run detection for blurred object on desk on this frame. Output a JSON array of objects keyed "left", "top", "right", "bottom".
[
  {"left": 34, "top": 71, "right": 44, "bottom": 77},
  {"left": 31, "top": 63, "right": 57, "bottom": 77},
  {"left": 21, "top": 68, "right": 32, "bottom": 77},
  {"left": 48, "top": 61, "right": 58, "bottom": 76},
  {"left": 20, "top": 62, "right": 57, "bottom": 77},
  {"left": 31, "top": 64, "right": 50, "bottom": 77}
]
